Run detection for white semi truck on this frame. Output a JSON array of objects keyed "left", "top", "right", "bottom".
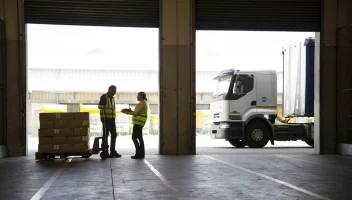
[
  {"left": 210, "top": 69, "right": 314, "bottom": 148},
  {"left": 210, "top": 38, "right": 315, "bottom": 148}
]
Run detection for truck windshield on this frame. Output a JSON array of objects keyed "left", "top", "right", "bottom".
[{"left": 213, "top": 75, "right": 233, "bottom": 98}]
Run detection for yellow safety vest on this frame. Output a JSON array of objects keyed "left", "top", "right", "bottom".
[
  {"left": 100, "top": 94, "right": 115, "bottom": 119},
  {"left": 132, "top": 101, "right": 148, "bottom": 126}
]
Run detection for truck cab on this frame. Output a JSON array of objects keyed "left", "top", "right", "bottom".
[{"left": 210, "top": 69, "right": 313, "bottom": 148}]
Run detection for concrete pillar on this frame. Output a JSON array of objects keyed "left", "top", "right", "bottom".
[
  {"left": 316, "top": 0, "right": 338, "bottom": 154},
  {"left": 159, "top": 0, "right": 196, "bottom": 155},
  {"left": 336, "top": 0, "right": 352, "bottom": 154},
  {"left": 0, "top": 6, "right": 5, "bottom": 152},
  {"left": 0, "top": 0, "right": 26, "bottom": 156}
]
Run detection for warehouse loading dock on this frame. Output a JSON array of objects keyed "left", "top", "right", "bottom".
[
  {"left": 25, "top": 26, "right": 314, "bottom": 153},
  {"left": 1, "top": 0, "right": 352, "bottom": 199}
]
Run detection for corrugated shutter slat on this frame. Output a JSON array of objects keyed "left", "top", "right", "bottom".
[
  {"left": 196, "top": 0, "right": 321, "bottom": 32},
  {"left": 24, "top": 0, "right": 159, "bottom": 28}
]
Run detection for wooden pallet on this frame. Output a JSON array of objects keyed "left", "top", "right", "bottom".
[{"left": 35, "top": 150, "right": 92, "bottom": 160}]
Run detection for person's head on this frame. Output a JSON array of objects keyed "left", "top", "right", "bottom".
[
  {"left": 107, "top": 85, "right": 117, "bottom": 97},
  {"left": 137, "top": 92, "right": 147, "bottom": 101}
]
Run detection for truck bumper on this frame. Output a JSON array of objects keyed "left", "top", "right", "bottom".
[
  {"left": 211, "top": 122, "right": 244, "bottom": 140},
  {"left": 211, "top": 124, "right": 230, "bottom": 140}
]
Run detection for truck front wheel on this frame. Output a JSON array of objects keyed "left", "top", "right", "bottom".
[
  {"left": 244, "top": 121, "right": 270, "bottom": 148},
  {"left": 229, "top": 139, "right": 246, "bottom": 148}
]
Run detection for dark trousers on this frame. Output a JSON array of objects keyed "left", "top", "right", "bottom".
[
  {"left": 132, "top": 124, "right": 145, "bottom": 156},
  {"left": 102, "top": 118, "right": 117, "bottom": 152}
]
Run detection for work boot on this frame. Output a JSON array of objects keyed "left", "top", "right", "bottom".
[
  {"left": 138, "top": 149, "right": 145, "bottom": 159},
  {"left": 131, "top": 155, "right": 143, "bottom": 159},
  {"left": 109, "top": 150, "right": 121, "bottom": 158},
  {"left": 131, "top": 149, "right": 144, "bottom": 159}
]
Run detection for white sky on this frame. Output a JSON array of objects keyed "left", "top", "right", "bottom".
[{"left": 27, "top": 24, "right": 315, "bottom": 72}]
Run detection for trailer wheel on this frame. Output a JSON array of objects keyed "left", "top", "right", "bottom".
[
  {"left": 245, "top": 121, "right": 270, "bottom": 148},
  {"left": 229, "top": 139, "right": 246, "bottom": 148}
]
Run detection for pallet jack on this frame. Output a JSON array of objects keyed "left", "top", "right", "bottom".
[{"left": 91, "top": 107, "right": 109, "bottom": 159}]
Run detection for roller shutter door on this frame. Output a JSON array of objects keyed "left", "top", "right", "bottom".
[
  {"left": 24, "top": 0, "right": 159, "bottom": 28},
  {"left": 196, "top": 0, "right": 321, "bottom": 32}
]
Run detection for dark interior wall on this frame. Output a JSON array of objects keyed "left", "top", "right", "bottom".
[
  {"left": 0, "top": 20, "right": 5, "bottom": 146},
  {"left": 0, "top": 0, "right": 27, "bottom": 156},
  {"left": 337, "top": 0, "right": 352, "bottom": 144}
]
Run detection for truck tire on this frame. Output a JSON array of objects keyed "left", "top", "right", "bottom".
[
  {"left": 305, "top": 139, "right": 314, "bottom": 147},
  {"left": 229, "top": 139, "right": 246, "bottom": 148},
  {"left": 244, "top": 121, "right": 270, "bottom": 148}
]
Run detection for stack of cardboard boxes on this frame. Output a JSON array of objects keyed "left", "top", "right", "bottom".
[{"left": 38, "top": 112, "right": 90, "bottom": 153}]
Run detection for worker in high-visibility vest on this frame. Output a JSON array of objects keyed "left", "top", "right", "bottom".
[
  {"left": 122, "top": 92, "right": 148, "bottom": 159},
  {"left": 98, "top": 85, "right": 121, "bottom": 158}
]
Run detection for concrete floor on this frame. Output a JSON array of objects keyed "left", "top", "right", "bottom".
[
  {"left": 27, "top": 135, "right": 312, "bottom": 150},
  {"left": 1, "top": 147, "right": 351, "bottom": 200}
]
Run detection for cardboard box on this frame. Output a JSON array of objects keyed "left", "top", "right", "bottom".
[
  {"left": 54, "top": 144, "right": 73, "bottom": 153},
  {"left": 40, "top": 120, "right": 55, "bottom": 129},
  {"left": 39, "top": 129, "right": 55, "bottom": 137},
  {"left": 67, "top": 136, "right": 89, "bottom": 144},
  {"left": 55, "top": 120, "right": 70, "bottom": 129},
  {"left": 39, "top": 128, "right": 74, "bottom": 137},
  {"left": 39, "top": 113, "right": 75, "bottom": 121},
  {"left": 53, "top": 136, "right": 66, "bottom": 145},
  {"left": 74, "top": 128, "right": 90, "bottom": 136},
  {"left": 56, "top": 128, "right": 74, "bottom": 137},
  {"left": 39, "top": 137, "right": 53, "bottom": 145},
  {"left": 40, "top": 113, "right": 60, "bottom": 121},
  {"left": 38, "top": 144, "right": 73, "bottom": 153},
  {"left": 64, "top": 113, "right": 76, "bottom": 120},
  {"left": 71, "top": 120, "right": 90, "bottom": 128},
  {"left": 75, "top": 112, "right": 90, "bottom": 120},
  {"left": 67, "top": 144, "right": 74, "bottom": 152},
  {"left": 41, "top": 119, "right": 70, "bottom": 129},
  {"left": 38, "top": 144, "right": 52, "bottom": 153},
  {"left": 74, "top": 143, "right": 89, "bottom": 152}
]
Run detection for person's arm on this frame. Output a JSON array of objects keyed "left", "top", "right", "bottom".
[
  {"left": 125, "top": 102, "right": 145, "bottom": 116},
  {"left": 98, "top": 95, "right": 106, "bottom": 109}
]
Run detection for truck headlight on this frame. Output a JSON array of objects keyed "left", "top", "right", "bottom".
[{"left": 220, "top": 123, "right": 230, "bottom": 129}]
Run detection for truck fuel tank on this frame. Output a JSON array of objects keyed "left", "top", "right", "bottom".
[{"left": 273, "top": 123, "right": 311, "bottom": 141}]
